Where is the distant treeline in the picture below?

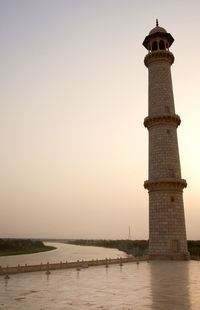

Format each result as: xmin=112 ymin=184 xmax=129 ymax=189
xmin=188 ymin=241 xmax=200 ymax=257
xmin=0 ymin=239 xmax=43 ymax=250
xmin=66 ymin=239 xmax=200 ymax=258
xmin=0 ymin=239 xmax=56 ymax=256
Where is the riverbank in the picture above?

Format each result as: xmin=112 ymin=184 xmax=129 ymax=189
xmin=66 ymin=239 xmax=200 ymax=258
xmin=66 ymin=239 xmax=200 ymax=260
xmin=0 ymin=239 xmax=56 ymax=257
xmin=0 ymin=246 xmax=56 ymax=257
xmin=66 ymin=239 xmax=148 ymax=256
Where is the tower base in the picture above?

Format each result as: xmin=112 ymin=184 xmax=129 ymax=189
xmin=149 ymin=252 xmax=190 ymax=261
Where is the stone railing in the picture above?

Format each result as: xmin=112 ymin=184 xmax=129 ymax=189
xmin=0 ymin=255 xmax=149 ymax=276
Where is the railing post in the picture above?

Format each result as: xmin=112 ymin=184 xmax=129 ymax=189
xmin=46 ymin=262 xmax=51 ymax=275
xmin=76 ymin=260 xmax=80 ymax=271
xmin=5 ymin=266 xmax=10 ymax=279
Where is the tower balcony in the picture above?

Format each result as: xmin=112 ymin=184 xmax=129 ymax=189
xmin=144 ymin=50 xmax=174 ymax=67
xmin=144 ymin=114 xmax=181 ymax=129
xmin=144 ymin=179 xmax=187 ymax=192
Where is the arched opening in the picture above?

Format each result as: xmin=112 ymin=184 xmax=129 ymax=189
xmin=152 ymin=41 xmax=158 ymax=51
xmin=159 ymin=40 xmax=165 ymax=50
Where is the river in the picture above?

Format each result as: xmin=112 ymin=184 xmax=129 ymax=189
xmin=0 ymin=243 xmax=200 ymax=309
xmin=0 ymin=242 xmax=127 ymax=268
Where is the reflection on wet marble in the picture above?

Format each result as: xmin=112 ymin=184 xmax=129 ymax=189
xmin=150 ymin=261 xmax=190 ymax=310
xmin=1 ymin=261 xmax=200 ymax=310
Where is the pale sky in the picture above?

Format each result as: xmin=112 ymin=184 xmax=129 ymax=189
xmin=1 ymin=0 xmax=200 ymax=240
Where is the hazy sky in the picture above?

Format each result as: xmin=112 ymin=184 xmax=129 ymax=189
xmin=1 ymin=0 xmax=200 ymax=240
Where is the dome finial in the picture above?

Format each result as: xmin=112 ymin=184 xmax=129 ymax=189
xmin=156 ymin=19 xmax=159 ymax=27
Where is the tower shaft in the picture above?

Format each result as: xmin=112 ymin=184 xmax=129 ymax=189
xmin=143 ymin=25 xmax=189 ymax=260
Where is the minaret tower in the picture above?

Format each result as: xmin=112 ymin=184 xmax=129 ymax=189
xmin=143 ymin=21 xmax=189 ymax=260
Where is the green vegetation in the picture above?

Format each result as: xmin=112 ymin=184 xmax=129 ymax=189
xmin=66 ymin=239 xmax=200 ymax=259
xmin=66 ymin=239 xmax=148 ymax=257
xmin=188 ymin=240 xmax=200 ymax=258
xmin=0 ymin=239 xmax=56 ymax=256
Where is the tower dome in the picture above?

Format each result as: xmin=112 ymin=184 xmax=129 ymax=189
xmin=143 ymin=22 xmax=174 ymax=51
xmin=149 ymin=26 xmax=167 ymax=35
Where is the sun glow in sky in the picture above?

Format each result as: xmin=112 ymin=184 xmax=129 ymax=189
xmin=1 ymin=0 xmax=200 ymax=239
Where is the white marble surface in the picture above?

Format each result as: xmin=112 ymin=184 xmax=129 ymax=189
xmin=1 ymin=260 xmax=200 ymax=309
